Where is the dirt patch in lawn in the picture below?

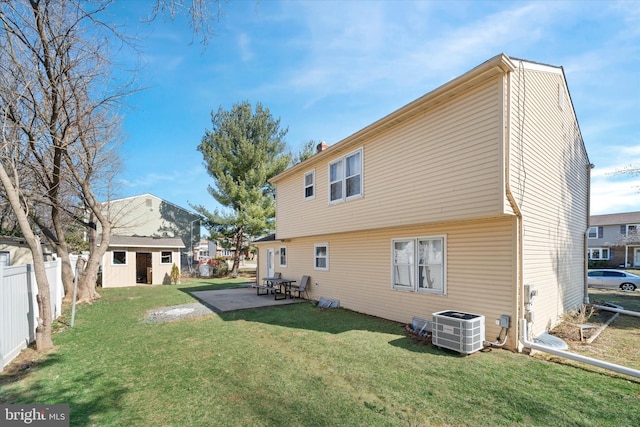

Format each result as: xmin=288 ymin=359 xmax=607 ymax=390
xmin=144 ymin=302 xmax=215 ymax=323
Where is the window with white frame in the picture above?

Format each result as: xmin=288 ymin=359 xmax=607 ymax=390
xmin=329 ymin=149 xmax=362 ymax=203
xmin=392 ymin=236 xmax=445 ymax=294
xmin=113 ymin=251 xmax=127 ymax=265
xmin=0 ymin=251 xmax=10 ymax=267
xmin=314 ymin=243 xmax=328 ymax=270
xmin=304 ymin=171 xmax=315 ymax=199
xmin=588 ymin=227 xmax=600 ymax=239
xmin=161 ymin=251 xmax=172 ymax=264
xmin=588 ymin=248 xmax=610 ymax=260
xmin=279 ymin=246 xmax=287 ymax=267
xmin=627 ymin=224 xmax=640 ymax=236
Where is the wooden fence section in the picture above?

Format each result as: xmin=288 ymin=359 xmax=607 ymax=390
xmin=0 ymin=259 xmax=63 ymax=370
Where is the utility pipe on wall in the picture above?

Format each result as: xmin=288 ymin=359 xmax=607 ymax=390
xmin=520 ymin=319 xmax=640 ymax=379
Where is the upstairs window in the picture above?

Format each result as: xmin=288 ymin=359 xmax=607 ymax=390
xmin=626 ymin=224 xmax=640 ymax=236
xmin=329 ymin=149 xmax=362 ymax=203
xmin=304 ymin=171 xmax=315 ymax=200
xmin=588 ymin=227 xmax=603 ymax=239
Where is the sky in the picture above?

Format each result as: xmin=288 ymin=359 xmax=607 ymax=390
xmin=107 ymin=0 xmax=640 ymax=217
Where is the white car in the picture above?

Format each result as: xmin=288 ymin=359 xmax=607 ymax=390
xmin=587 ymin=269 xmax=640 ymax=291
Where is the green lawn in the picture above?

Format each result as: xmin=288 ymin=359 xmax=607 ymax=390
xmin=1 ymin=280 xmax=639 ymax=426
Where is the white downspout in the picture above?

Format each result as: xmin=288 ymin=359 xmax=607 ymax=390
xmin=520 ymin=319 xmax=640 ymax=378
xmin=584 ymin=163 xmax=594 ymax=305
xmin=504 ymin=65 xmax=524 ymax=351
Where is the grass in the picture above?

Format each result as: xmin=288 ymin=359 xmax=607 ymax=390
xmin=1 ymin=280 xmax=639 ymax=427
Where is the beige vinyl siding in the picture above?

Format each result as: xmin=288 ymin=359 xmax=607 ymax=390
xmin=259 ymin=217 xmax=518 ymax=349
xmin=275 ymin=77 xmax=508 ymax=240
xmin=509 ymin=64 xmax=589 ymax=336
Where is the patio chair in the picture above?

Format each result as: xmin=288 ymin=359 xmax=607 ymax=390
xmin=289 ymin=275 xmax=310 ymax=299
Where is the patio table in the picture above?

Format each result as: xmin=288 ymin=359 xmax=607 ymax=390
xmin=258 ymin=277 xmax=297 ymax=300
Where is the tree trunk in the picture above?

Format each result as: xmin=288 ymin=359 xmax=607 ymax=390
xmin=76 ymin=211 xmax=109 ymax=303
xmin=0 ymin=164 xmax=54 ymax=351
xmin=230 ymin=228 xmax=243 ymax=278
xmin=58 ymin=247 xmax=76 ymax=302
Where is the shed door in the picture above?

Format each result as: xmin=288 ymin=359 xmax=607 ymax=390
xmin=136 ymin=252 xmax=152 ymax=284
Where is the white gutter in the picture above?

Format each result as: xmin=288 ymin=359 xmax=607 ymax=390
xmin=520 ymin=319 xmax=640 ymax=379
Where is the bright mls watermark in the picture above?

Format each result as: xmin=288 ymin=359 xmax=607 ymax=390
xmin=1 ymin=404 xmax=69 ymax=426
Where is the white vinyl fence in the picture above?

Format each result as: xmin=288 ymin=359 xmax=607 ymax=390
xmin=0 ymin=258 xmax=64 ymax=370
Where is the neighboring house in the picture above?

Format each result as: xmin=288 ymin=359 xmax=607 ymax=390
xmin=193 ymin=239 xmax=219 ymax=262
xmin=255 ymin=53 xmax=590 ymax=351
xmin=103 ymin=194 xmax=201 ymax=267
xmin=100 ymin=235 xmax=184 ymax=287
xmin=588 ymin=212 xmax=640 ymax=268
xmin=0 ymin=236 xmax=54 ymax=266
xmin=194 ymin=238 xmax=254 ymax=263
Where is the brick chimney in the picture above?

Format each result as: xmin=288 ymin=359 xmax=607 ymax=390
xmin=316 ymin=141 xmax=329 ymax=153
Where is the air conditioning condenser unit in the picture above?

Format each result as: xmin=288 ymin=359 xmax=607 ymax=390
xmin=432 ymin=310 xmax=485 ymax=355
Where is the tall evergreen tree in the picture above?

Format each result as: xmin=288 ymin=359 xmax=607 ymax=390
xmin=194 ymin=101 xmax=290 ymax=277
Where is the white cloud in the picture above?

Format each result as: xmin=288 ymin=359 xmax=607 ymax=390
xmin=237 ymin=33 xmax=253 ymax=62
xmin=590 ymin=174 xmax=640 ymax=214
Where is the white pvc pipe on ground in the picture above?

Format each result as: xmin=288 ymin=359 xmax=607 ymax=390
xmin=593 ymin=304 xmax=640 ymax=317
xmin=520 ymin=319 xmax=640 ymax=379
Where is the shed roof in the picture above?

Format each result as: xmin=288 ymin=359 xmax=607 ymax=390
xmin=108 ymin=235 xmax=185 ymax=249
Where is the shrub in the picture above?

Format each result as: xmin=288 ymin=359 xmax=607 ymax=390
xmin=207 ymin=258 xmax=229 ymax=277
xmin=170 ymin=263 xmax=180 ymax=284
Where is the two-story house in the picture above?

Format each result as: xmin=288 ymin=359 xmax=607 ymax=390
xmin=99 ymin=194 xmax=201 ymax=287
xmin=255 ymin=54 xmax=590 ymax=351
xmin=588 ymin=212 xmax=640 ymax=268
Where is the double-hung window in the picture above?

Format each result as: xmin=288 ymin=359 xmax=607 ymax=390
xmin=279 ymin=246 xmax=287 ymax=267
xmin=314 ymin=243 xmax=329 ymax=270
xmin=329 ymin=149 xmax=362 ymax=203
xmin=588 ymin=227 xmax=603 ymax=239
xmin=304 ymin=171 xmax=315 ymax=199
xmin=392 ymin=236 xmax=445 ymax=294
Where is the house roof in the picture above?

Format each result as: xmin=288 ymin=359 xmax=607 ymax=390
xmin=253 ymin=233 xmax=278 ymax=243
xmin=270 ymin=53 xmax=519 ymax=183
xmin=108 ymin=235 xmax=185 ymax=249
xmin=590 ymin=212 xmax=640 ymax=226
xmin=103 ymin=193 xmax=201 ymax=218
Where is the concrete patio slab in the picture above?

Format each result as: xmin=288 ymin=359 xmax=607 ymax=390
xmin=190 ymin=286 xmax=305 ymax=313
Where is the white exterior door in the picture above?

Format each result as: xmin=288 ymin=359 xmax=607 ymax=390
xmin=266 ymin=249 xmax=275 ymax=278
xmin=634 ymin=248 xmax=640 ymax=267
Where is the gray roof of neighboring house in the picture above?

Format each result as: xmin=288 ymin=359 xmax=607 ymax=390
xmin=253 ymin=233 xmax=277 ymax=243
xmin=590 ymin=212 xmax=640 ymax=226
xmin=108 ymin=235 xmax=185 ymax=248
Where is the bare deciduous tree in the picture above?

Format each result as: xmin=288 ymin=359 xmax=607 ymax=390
xmin=0 ymin=0 xmax=127 ymax=348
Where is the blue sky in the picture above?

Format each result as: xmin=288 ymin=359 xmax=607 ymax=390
xmin=109 ymin=0 xmax=639 ymax=216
